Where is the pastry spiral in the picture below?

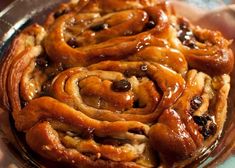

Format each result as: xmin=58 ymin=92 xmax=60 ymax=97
xmin=0 ymin=0 xmax=233 ymax=167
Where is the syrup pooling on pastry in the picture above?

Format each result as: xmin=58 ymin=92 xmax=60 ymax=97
xmin=49 ymin=61 xmax=184 ymax=123
xmin=171 ymin=17 xmax=234 ymax=76
xmin=44 ymin=3 xmax=171 ymax=66
xmin=0 ymin=0 xmax=233 ymax=168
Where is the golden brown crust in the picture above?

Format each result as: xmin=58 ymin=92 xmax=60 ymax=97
xmin=170 ymin=17 xmax=234 ymax=76
xmin=0 ymin=0 xmax=233 ymax=168
xmin=44 ymin=6 xmax=169 ymax=67
xmin=0 ymin=24 xmax=46 ymax=111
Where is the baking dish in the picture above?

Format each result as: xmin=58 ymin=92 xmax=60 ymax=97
xmin=0 ymin=0 xmax=234 ymax=167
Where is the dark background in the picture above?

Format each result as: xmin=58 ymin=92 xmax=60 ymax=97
xmin=0 ymin=0 xmax=14 ymax=11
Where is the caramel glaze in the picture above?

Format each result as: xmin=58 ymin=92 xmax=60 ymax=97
xmin=174 ymin=17 xmax=234 ymax=76
xmin=0 ymin=0 xmax=234 ymax=168
xmin=44 ymin=4 xmax=170 ymax=67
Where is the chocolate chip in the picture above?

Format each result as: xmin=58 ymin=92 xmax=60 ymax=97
xmin=67 ymin=38 xmax=79 ymax=48
xmin=111 ymin=79 xmax=131 ymax=92
xmin=54 ymin=9 xmax=70 ymax=19
xmin=193 ymin=116 xmax=207 ymax=126
xmin=90 ymin=23 xmax=109 ymax=32
xmin=190 ymin=96 xmax=202 ymax=111
xmin=145 ymin=20 xmax=156 ymax=30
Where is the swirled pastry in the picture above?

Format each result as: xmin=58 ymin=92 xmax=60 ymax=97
xmin=0 ymin=0 xmax=233 ymax=167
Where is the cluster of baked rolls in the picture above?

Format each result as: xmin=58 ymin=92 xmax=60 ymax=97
xmin=0 ymin=0 xmax=233 ymax=167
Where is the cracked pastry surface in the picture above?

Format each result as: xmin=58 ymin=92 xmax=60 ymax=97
xmin=0 ymin=0 xmax=233 ymax=167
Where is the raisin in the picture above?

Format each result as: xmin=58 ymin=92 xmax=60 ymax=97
xmin=196 ymin=115 xmax=217 ymax=139
xmin=67 ymin=38 xmax=79 ymax=48
xmin=145 ymin=20 xmax=156 ymax=30
xmin=183 ymin=39 xmax=197 ymax=49
xmin=36 ymin=57 xmax=49 ymax=69
xmin=179 ymin=21 xmax=189 ymax=30
xmin=90 ymin=23 xmax=109 ymax=32
xmin=133 ymin=100 xmax=140 ymax=108
xmin=209 ymin=122 xmax=217 ymax=136
xmin=201 ymin=127 xmax=211 ymax=139
xmin=204 ymin=115 xmax=212 ymax=121
xmin=111 ymin=79 xmax=131 ymax=92
xmin=190 ymin=96 xmax=202 ymax=111
xmin=41 ymin=81 xmax=52 ymax=96
xmin=193 ymin=116 xmax=207 ymax=126
xmin=178 ymin=30 xmax=190 ymax=42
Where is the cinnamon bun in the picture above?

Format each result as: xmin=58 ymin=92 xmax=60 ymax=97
xmin=0 ymin=0 xmax=233 ymax=167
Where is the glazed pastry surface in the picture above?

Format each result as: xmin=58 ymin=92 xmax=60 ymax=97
xmin=0 ymin=0 xmax=233 ymax=167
